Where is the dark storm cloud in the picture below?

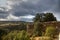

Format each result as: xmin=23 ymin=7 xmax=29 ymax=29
xmin=0 ymin=0 xmax=60 ymax=21
xmin=0 ymin=7 xmax=8 ymax=18
xmin=10 ymin=0 xmax=60 ymax=17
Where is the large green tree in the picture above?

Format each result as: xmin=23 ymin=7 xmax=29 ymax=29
xmin=33 ymin=13 xmax=57 ymax=22
xmin=33 ymin=13 xmax=41 ymax=22
xmin=44 ymin=13 xmax=57 ymax=22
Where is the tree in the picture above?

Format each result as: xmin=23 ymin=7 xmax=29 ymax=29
xmin=33 ymin=13 xmax=41 ymax=22
xmin=33 ymin=22 xmax=43 ymax=36
xmin=45 ymin=26 xmax=56 ymax=37
xmin=44 ymin=13 xmax=57 ymax=22
xmin=33 ymin=13 xmax=57 ymax=22
xmin=3 ymin=30 xmax=30 ymax=40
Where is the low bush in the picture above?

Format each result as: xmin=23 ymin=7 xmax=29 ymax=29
xmin=2 ymin=30 xmax=30 ymax=40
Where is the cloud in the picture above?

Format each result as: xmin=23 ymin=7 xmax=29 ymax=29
xmin=0 ymin=14 xmax=34 ymax=22
xmin=8 ymin=0 xmax=60 ymax=15
xmin=0 ymin=0 xmax=60 ymax=21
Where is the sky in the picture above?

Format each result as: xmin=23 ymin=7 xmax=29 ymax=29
xmin=0 ymin=0 xmax=60 ymax=22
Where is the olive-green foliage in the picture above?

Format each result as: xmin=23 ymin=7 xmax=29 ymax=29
xmin=3 ymin=30 xmax=30 ymax=40
xmin=33 ymin=13 xmax=41 ymax=22
xmin=33 ymin=13 xmax=57 ymax=22
xmin=33 ymin=22 xmax=43 ymax=36
xmin=44 ymin=13 xmax=57 ymax=22
xmin=45 ymin=26 xmax=56 ymax=37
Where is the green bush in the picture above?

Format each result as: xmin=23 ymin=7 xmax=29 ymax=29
xmin=45 ymin=26 xmax=56 ymax=38
xmin=3 ymin=30 xmax=30 ymax=40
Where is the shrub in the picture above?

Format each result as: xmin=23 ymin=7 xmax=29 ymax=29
xmin=3 ymin=30 xmax=30 ymax=40
xmin=45 ymin=26 xmax=56 ymax=38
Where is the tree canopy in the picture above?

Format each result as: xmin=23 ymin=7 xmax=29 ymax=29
xmin=33 ymin=13 xmax=57 ymax=22
xmin=44 ymin=13 xmax=57 ymax=22
xmin=33 ymin=13 xmax=41 ymax=22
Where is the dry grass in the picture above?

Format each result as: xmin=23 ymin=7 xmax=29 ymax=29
xmin=31 ymin=36 xmax=51 ymax=40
